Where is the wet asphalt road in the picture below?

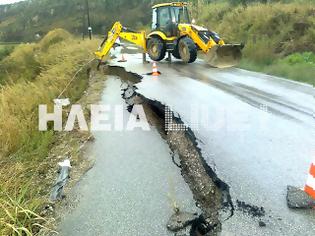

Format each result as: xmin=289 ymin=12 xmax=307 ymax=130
xmin=58 ymin=77 xmax=198 ymax=236
xmin=110 ymin=53 xmax=315 ymax=235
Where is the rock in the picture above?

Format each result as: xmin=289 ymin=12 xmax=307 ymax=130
xmin=120 ymin=82 xmax=129 ymax=90
xmin=286 ymin=185 xmax=315 ymax=209
xmin=167 ymin=211 xmax=197 ymax=232
xmin=259 ymin=221 xmax=266 ymax=227
xmin=124 ymin=87 xmax=135 ymax=99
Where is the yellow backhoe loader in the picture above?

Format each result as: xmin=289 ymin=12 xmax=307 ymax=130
xmin=95 ymin=2 xmax=244 ymax=68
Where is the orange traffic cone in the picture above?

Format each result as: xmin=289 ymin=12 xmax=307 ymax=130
xmin=304 ymin=160 xmax=315 ymax=199
xmin=151 ymin=62 xmax=160 ymax=76
xmin=118 ymin=53 xmax=127 ymax=62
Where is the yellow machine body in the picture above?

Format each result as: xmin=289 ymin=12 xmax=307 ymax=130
xmin=95 ymin=2 xmax=243 ymax=68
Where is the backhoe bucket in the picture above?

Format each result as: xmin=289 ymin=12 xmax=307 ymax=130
xmin=203 ymin=44 xmax=244 ymax=68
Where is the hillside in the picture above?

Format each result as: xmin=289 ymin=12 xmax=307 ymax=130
xmin=0 ymin=0 xmax=152 ymax=42
xmin=196 ymin=1 xmax=315 ymax=84
xmin=0 ymin=0 xmax=314 ymax=84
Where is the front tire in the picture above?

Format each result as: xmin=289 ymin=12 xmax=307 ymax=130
xmin=178 ymin=37 xmax=197 ymax=63
xmin=147 ymin=37 xmax=166 ymax=61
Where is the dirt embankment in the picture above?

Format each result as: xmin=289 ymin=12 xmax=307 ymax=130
xmin=38 ymin=68 xmax=107 ymax=235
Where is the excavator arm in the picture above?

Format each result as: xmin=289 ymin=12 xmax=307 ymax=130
xmin=95 ymin=21 xmax=146 ymax=61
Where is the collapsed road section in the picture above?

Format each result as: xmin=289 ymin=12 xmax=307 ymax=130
xmin=106 ymin=52 xmax=315 ymax=235
xmin=57 ymin=58 xmax=315 ymax=235
xmin=103 ymin=65 xmax=267 ymax=235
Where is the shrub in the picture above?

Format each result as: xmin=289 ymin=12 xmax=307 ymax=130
xmin=0 ymin=29 xmax=74 ymax=85
xmin=0 ymin=44 xmax=15 ymax=61
xmin=266 ymin=61 xmax=315 ymax=85
xmin=0 ymin=43 xmax=40 ymax=84
xmin=38 ymin=28 xmax=72 ymax=51
xmin=240 ymin=52 xmax=315 ymax=85
xmin=242 ymin=36 xmax=277 ymax=65
xmin=281 ymin=52 xmax=315 ymax=65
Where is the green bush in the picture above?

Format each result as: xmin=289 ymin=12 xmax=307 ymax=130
xmin=240 ymin=52 xmax=315 ymax=85
xmin=0 ymin=44 xmax=15 ymax=61
xmin=266 ymin=52 xmax=315 ymax=85
xmin=281 ymin=52 xmax=315 ymax=65
xmin=266 ymin=61 xmax=315 ymax=85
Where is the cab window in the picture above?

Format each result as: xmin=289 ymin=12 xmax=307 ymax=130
xmin=171 ymin=7 xmax=190 ymax=24
xmin=158 ymin=7 xmax=171 ymax=29
xmin=156 ymin=7 xmax=173 ymax=36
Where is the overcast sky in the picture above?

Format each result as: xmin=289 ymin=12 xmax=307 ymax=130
xmin=0 ymin=0 xmax=26 ymax=5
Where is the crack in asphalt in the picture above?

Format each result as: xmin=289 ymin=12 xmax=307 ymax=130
xmin=104 ymin=65 xmax=231 ymax=235
xmin=102 ymin=64 xmax=271 ymax=235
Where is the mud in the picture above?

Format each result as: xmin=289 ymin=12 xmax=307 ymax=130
xmin=235 ymin=200 xmax=265 ymax=218
xmin=167 ymin=211 xmax=198 ymax=232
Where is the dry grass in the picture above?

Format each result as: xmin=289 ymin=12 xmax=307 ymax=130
xmin=0 ymin=162 xmax=48 ymax=236
xmin=0 ymin=28 xmax=98 ymax=234
xmin=0 ymin=43 xmax=40 ymax=84
xmin=0 ymin=29 xmax=97 ymax=158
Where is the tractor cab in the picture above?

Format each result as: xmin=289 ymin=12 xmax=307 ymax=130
xmin=151 ymin=2 xmax=190 ymax=37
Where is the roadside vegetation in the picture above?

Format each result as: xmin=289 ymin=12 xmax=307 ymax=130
xmin=1 ymin=0 xmax=314 ymax=84
xmin=0 ymin=44 xmax=15 ymax=62
xmin=197 ymin=1 xmax=315 ymax=85
xmin=0 ymin=0 xmax=313 ymax=234
xmin=0 ymin=29 xmax=97 ymax=235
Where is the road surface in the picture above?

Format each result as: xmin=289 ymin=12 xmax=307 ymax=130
xmin=58 ymin=77 xmax=198 ymax=235
xmin=109 ymin=52 xmax=315 ymax=235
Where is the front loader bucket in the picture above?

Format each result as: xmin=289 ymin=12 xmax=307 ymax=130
xmin=203 ymin=44 xmax=244 ymax=68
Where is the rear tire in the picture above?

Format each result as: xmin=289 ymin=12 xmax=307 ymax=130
xmin=147 ymin=37 xmax=166 ymax=61
xmin=172 ymin=43 xmax=181 ymax=59
xmin=178 ymin=37 xmax=197 ymax=63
